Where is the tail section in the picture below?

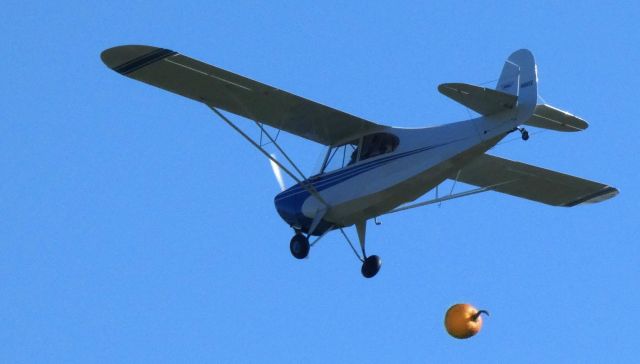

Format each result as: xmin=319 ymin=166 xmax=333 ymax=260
xmin=438 ymin=49 xmax=538 ymax=122
xmin=499 ymin=50 xmax=590 ymax=132
xmin=437 ymin=83 xmax=516 ymax=116
xmin=497 ymin=49 xmax=538 ymax=122
xmin=439 ymin=49 xmax=590 ymax=133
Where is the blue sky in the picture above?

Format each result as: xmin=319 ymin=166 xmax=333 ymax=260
xmin=2 ymin=1 xmax=638 ymax=362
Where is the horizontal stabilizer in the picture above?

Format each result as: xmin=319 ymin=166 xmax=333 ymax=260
xmin=438 ymin=83 xmax=517 ymax=116
xmin=451 ymin=154 xmax=618 ymax=207
xmin=525 ymin=104 xmax=588 ymax=132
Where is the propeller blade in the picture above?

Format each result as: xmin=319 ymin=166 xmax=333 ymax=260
xmin=269 ymin=154 xmax=286 ymax=191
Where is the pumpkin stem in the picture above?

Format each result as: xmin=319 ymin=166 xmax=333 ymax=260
xmin=471 ymin=310 xmax=489 ymax=321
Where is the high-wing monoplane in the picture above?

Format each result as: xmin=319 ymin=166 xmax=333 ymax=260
xmin=101 ymin=46 xmax=618 ymax=278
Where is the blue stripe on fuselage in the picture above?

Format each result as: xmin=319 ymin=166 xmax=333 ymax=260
xmin=275 ymin=141 xmax=454 ymax=201
xmin=273 ymin=139 xmax=462 ymax=234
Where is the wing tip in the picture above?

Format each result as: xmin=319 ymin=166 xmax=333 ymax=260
xmin=563 ymin=186 xmax=619 ymax=207
xmin=100 ymin=45 xmax=177 ymax=75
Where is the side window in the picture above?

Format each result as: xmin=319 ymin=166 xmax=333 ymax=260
xmin=359 ymin=133 xmax=399 ymax=161
xmin=322 ymin=141 xmax=359 ymax=173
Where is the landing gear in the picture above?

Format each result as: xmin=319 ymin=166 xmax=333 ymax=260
xmin=289 ymin=220 xmax=382 ymax=278
xmin=361 ymin=255 xmax=382 ymax=278
xmin=289 ymin=233 xmax=309 ymax=259
xmin=355 ymin=221 xmax=382 ymax=278
xmin=513 ymin=126 xmax=529 ymax=141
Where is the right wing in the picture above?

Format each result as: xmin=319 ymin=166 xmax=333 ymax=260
xmin=101 ymin=45 xmax=382 ymax=146
xmin=452 ymin=154 xmax=618 ymax=206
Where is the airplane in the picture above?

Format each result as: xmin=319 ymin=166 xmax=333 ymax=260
xmin=101 ymin=45 xmax=618 ymax=278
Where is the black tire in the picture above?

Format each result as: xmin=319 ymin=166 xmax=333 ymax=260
xmin=361 ymin=255 xmax=382 ymax=278
xmin=289 ymin=234 xmax=310 ymax=259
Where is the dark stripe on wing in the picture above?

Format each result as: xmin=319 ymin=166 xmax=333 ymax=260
xmin=563 ymin=186 xmax=618 ymax=207
xmin=112 ymin=48 xmax=177 ymax=75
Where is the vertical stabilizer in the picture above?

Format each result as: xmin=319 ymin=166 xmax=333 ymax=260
xmin=497 ymin=49 xmax=538 ymax=122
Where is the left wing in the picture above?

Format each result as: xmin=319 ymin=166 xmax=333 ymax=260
xmin=451 ymin=154 xmax=618 ymax=206
xmin=101 ymin=45 xmax=382 ymax=146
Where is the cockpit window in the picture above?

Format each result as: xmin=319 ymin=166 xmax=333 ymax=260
xmin=359 ymin=133 xmax=399 ymax=161
xmin=319 ymin=133 xmax=399 ymax=174
xmin=321 ymin=140 xmax=358 ymax=173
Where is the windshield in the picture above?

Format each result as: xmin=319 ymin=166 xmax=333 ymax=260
xmin=321 ymin=140 xmax=358 ymax=173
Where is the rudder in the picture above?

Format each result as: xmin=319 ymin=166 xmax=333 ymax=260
xmin=497 ymin=49 xmax=538 ymax=122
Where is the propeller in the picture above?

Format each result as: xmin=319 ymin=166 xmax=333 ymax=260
xmin=269 ymin=153 xmax=286 ymax=192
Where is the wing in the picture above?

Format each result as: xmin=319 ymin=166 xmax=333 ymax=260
xmin=101 ymin=45 xmax=382 ymax=146
xmin=451 ymin=154 xmax=618 ymax=206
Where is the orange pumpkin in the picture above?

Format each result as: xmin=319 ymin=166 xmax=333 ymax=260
xmin=444 ymin=303 xmax=489 ymax=339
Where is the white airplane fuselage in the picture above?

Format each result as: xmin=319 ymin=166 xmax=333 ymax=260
xmin=274 ymin=111 xmax=520 ymax=235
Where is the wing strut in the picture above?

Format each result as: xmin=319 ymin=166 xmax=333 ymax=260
xmin=382 ymin=180 xmax=515 ymax=216
xmin=208 ymin=106 xmax=330 ymax=208
xmin=254 ymin=121 xmax=307 ymax=181
xmin=339 ymin=228 xmax=365 ymax=262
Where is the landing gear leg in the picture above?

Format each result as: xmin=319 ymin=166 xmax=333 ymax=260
xmin=356 ymin=221 xmax=381 ymax=278
xmin=289 ymin=232 xmax=310 ymax=259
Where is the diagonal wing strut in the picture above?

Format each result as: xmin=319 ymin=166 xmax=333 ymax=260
xmin=209 ymin=106 xmax=330 ymax=208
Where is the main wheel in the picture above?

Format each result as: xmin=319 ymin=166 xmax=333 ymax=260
xmin=521 ymin=130 xmax=530 ymax=141
xmin=289 ymin=234 xmax=310 ymax=259
xmin=361 ymin=255 xmax=382 ymax=278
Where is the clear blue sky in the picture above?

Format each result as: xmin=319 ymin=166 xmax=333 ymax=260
xmin=2 ymin=1 xmax=638 ymax=362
